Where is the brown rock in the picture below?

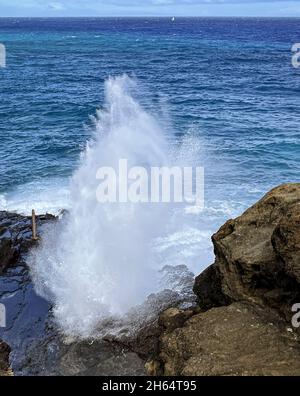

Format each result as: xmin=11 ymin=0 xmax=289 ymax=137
xmin=159 ymin=302 xmax=300 ymax=376
xmin=193 ymin=264 xmax=231 ymax=310
xmin=272 ymin=202 xmax=300 ymax=283
xmin=159 ymin=308 xmax=194 ymax=332
xmin=193 ymin=183 xmax=300 ymax=313
xmin=145 ymin=360 xmax=161 ymax=376
xmin=158 ymin=184 xmax=300 ymax=376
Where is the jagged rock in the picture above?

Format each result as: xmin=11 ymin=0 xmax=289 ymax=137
xmin=272 ymin=202 xmax=300 ymax=283
xmin=159 ymin=302 xmax=300 ymax=376
xmin=193 ymin=265 xmax=231 ymax=310
xmin=159 ymin=308 xmax=194 ymax=332
xmin=194 ymin=183 xmax=300 ymax=317
xmin=158 ymin=184 xmax=300 ymax=376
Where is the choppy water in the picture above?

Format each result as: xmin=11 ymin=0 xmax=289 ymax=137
xmin=0 ymin=17 xmax=300 ymax=276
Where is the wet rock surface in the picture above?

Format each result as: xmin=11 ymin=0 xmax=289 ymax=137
xmin=156 ymin=184 xmax=300 ymax=376
xmin=14 ymin=285 xmax=193 ymax=376
xmin=17 ymin=335 xmax=147 ymax=376
xmin=0 ymin=211 xmax=56 ymax=375
xmin=0 ymin=211 xmax=56 ymax=274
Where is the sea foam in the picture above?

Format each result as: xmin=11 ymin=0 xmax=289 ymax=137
xmin=28 ymin=75 xmax=223 ymax=337
xmin=28 ymin=75 xmax=175 ymax=336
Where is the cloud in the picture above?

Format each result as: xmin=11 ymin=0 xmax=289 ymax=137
xmin=48 ymin=2 xmax=65 ymax=11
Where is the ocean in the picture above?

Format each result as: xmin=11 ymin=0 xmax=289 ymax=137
xmin=0 ymin=17 xmax=300 ymax=279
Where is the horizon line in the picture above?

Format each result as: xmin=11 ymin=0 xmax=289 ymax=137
xmin=0 ymin=15 xmax=300 ymax=19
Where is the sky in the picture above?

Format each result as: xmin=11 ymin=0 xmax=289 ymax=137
xmin=0 ymin=0 xmax=300 ymax=17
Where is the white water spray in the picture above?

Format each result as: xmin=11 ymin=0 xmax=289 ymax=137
xmin=29 ymin=75 xmax=174 ymax=336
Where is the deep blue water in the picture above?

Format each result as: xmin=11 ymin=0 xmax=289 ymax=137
xmin=0 ymin=18 xmax=299 ymax=257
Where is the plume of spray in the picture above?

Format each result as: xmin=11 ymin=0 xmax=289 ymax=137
xmin=29 ymin=75 xmax=173 ymax=337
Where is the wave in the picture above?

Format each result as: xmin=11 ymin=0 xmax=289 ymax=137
xmin=0 ymin=178 xmax=71 ymax=216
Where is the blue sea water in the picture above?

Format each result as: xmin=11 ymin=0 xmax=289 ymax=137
xmin=0 ymin=17 xmax=299 ymax=270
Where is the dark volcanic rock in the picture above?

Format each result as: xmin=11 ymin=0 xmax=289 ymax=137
xmin=0 ymin=211 xmax=57 ymax=375
xmin=0 ymin=238 xmax=14 ymax=274
xmin=0 ymin=211 xmax=56 ymax=273
xmin=0 ymin=340 xmax=11 ymax=376
xmin=18 ymin=335 xmax=147 ymax=376
xmin=156 ymin=184 xmax=300 ymax=376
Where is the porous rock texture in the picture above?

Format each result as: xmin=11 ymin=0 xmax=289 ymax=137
xmin=155 ymin=184 xmax=300 ymax=376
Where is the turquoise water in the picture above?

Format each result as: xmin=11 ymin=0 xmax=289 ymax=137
xmin=0 ymin=18 xmax=299 ymax=270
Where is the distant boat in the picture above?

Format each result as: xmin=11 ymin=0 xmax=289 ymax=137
xmin=171 ymin=17 xmax=175 ymax=22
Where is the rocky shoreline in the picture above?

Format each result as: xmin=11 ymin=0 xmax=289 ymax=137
xmin=0 ymin=211 xmax=57 ymax=375
xmin=0 ymin=183 xmax=299 ymax=376
xmin=150 ymin=183 xmax=300 ymax=375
